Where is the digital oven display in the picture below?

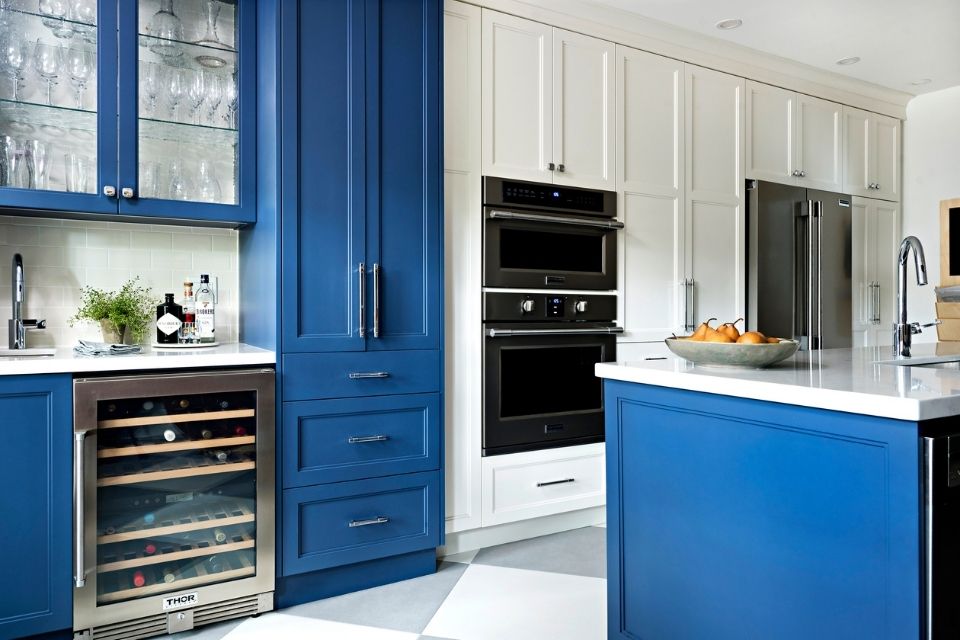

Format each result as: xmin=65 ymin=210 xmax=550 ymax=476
xmin=547 ymin=296 xmax=565 ymax=317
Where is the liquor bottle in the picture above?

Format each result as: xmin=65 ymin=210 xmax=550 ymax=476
xmin=195 ymin=274 xmax=216 ymax=344
xmin=179 ymin=281 xmax=197 ymax=344
xmin=132 ymin=570 xmax=146 ymax=588
xmin=156 ymin=293 xmax=183 ymax=344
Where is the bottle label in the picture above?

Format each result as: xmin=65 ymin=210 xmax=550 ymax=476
xmin=197 ymin=303 xmax=215 ymax=339
xmin=157 ymin=313 xmax=183 ymax=336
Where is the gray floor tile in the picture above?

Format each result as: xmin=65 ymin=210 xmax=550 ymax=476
xmin=283 ymin=561 xmax=468 ymax=634
xmin=418 ymin=636 xmax=456 ymax=640
xmin=472 ymin=526 xmax=607 ymax=579
xmin=169 ymin=617 xmax=244 ymax=640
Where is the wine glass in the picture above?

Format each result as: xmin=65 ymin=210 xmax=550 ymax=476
xmin=32 ymin=40 xmax=63 ymax=106
xmin=195 ymin=159 xmax=221 ymax=202
xmin=203 ymin=71 xmax=222 ymax=125
xmin=3 ymin=38 xmax=28 ymax=101
xmin=70 ymin=0 xmax=97 ymax=44
xmin=168 ymin=159 xmax=192 ymax=200
xmin=185 ymin=68 xmax=204 ymax=124
xmin=166 ymin=66 xmax=185 ymax=119
xmin=139 ymin=61 xmax=162 ymax=117
xmin=38 ymin=0 xmax=73 ymax=39
xmin=193 ymin=0 xmax=232 ymax=68
xmin=64 ymin=46 xmax=93 ymax=109
xmin=223 ymin=71 xmax=237 ymax=128
xmin=145 ymin=0 xmax=184 ymax=58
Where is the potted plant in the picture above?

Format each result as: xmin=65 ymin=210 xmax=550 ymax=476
xmin=70 ymin=277 xmax=155 ymax=344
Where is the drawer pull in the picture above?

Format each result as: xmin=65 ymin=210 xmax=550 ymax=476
xmin=348 ymin=371 xmax=391 ymax=379
xmin=347 ymin=435 xmax=389 ymax=444
xmin=349 ymin=516 xmax=390 ymax=528
xmin=537 ymin=478 xmax=576 ymax=488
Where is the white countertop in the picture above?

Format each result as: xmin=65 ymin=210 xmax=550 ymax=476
xmin=596 ymin=343 xmax=960 ymax=421
xmin=0 ymin=343 xmax=275 ymax=376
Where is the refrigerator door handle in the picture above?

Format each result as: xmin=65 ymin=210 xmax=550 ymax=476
xmin=807 ymin=199 xmax=815 ymax=349
xmin=74 ymin=430 xmax=88 ymax=588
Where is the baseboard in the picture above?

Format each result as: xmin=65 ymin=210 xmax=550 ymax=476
xmin=438 ymin=506 xmax=606 ymax=556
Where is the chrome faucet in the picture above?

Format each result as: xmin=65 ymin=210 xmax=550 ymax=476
xmin=893 ymin=236 xmax=933 ymax=357
xmin=9 ymin=253 xmax=46 ymax=349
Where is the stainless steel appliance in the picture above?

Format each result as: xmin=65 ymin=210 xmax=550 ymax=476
xmin=922 ymin=432 xmax=960 ymax=638
xmin=483 ymin=176 xmax=621 ymax=290
xmin=483 ymin=291 xmax=621 ymax=455
xmin=747 ymin=180 xmax=853 ymax=350
xmin=72 ymin=369 xmax=275 ymax=640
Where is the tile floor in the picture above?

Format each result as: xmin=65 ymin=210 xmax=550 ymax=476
xmin=173 ymin=525 xmax=607 ymax=640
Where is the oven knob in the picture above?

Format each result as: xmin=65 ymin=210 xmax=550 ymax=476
xmin=575 ymin=300 xmax=589 ymax=314
xmin=521 ymin=299 xmax=536 ymax=314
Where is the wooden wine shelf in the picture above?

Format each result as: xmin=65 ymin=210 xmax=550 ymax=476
xmin=98 ymin=409 xmax=255 ymax=429
xmin=98 ymin=436 xmax=256 ymax=459
xmin=98 ymin=460 xmax=255 ymax=487
xmin=98 ymin=538 xmax=256 ymax=573
xmin=97 ymin=565 xmax=256 ymax=604
xmin=99 ymin=505 xmax=255 ymax=544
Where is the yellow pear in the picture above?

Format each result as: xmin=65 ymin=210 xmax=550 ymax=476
xmin=718 ymin=318 xmax=743 ymax=341
xmin=736 ymin=331 xmax=767 ymax=344
xmin=689 ymin=318 xmax=717 ymax=342
xmin=703 ymin=328 xmax=735 ymax=343
xmin=766 ymin=336 xmax=781 ymax=343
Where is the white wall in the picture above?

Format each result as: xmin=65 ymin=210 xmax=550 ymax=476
xmin=0 ymin=215 xmax=238 ymax=347
xmin=902 ymin=85 xmax=960 ymax=343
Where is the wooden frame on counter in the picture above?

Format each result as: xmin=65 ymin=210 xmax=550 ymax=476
xmin=939 ymin=197 xmax=960 ymax=287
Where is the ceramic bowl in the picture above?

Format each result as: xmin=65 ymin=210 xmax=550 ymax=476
xmin=663 ymin=337 xmax=800 ymax=368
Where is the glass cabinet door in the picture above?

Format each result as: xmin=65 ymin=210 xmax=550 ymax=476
xmin=118 ymin=0 xmax=254 ymax=223
xmin=0 ymin=0 xmax=118 ymax=213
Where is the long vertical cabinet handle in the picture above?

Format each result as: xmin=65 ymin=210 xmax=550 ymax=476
xmin=874 ymin=282 xmax=882 ymax=325
xmin=358 ymin=263 xmax=366 ymax=338
xmin=687 ymin=279 xmax=695 ymax=332
xmin=807 ymin=200 xmax=815 ymax=350
xmin=74 ymin=431 xmax=88 ymax=588
xmin=816 ymin=201 xmax=823 ymax=348
xmin=373 ymin=263 xmax=381 ymax=338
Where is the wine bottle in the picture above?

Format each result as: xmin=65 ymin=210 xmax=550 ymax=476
xmin=162 ymin=568 xmax=176 ymax=584
xmin=156 ymin=293 xmax=183 ymax=345
xmin=206 ymin=555 xmax=223 ymax=573
xmin=213 ymin=528 xmax=227 ymax=543
xmin=208 ymin=450 xmax=228 ymax=463
xmin=144 ymin=543 xmax=157 ymax=556
xmin=201 ymin=428 xmax=214 ymax=439
xmin=132 ymin=424 xmax=186 ymax=444
xmin=234 ymin=425 xmax=247 ymax=437
xmin=132 ymin=570 xmax=146 ymax=588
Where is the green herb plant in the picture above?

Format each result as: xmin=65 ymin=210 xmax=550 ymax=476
xmin=70 ymin=277 xmax=155 ymax=343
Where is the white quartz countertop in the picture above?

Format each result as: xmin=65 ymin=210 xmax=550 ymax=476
xmin=596 ymin=343 xmax=960 ymax=421
xmin=0 ymin=343 xmax=275 ymax=376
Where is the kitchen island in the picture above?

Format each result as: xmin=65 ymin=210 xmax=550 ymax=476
xmin=597 ymin=345 xmax=960 ymax=640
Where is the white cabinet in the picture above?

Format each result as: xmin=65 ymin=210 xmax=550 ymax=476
xmin=745 ymin=81 xmax=842 ymax=191
xmin=843 ymin=106 xmax=900 ymax=201
xmin=482 ymin=10 xmax=615 ymax=189
xmin=685 ymin=64 xmax=745 ymax=326
xmin=852 ymin=197 xmax=899 ymax=347
xmin=616 ymin=45 xmax=685 ymax=341
xmin=444 ymin=0 xmax=483 ymax=534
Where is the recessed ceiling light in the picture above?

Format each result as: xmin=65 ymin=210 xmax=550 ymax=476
xmin=715 ymin=18 xmax=742 ymax=30
xmin=836 ymin=56 xmax=861 ymax=66
xmin=911 ymin=78 xmax=933 ymax=86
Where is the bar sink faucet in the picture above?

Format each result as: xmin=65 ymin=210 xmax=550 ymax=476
xmin=9 ymin=253 xmax=46 ymax=349
xmin=894 ymin=236 xmax=938 ymax=357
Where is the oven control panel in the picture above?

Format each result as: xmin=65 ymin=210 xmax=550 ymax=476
xmin=484 ymin=292 xmax=616 ymax=322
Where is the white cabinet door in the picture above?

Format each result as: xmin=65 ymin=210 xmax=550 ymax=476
xmin=873 ymin=115 xmax=901 ymax=202
xmin=796 ymin=94 xmax=842 ymax=192
xmin=851 ymin=198 xmax=872 ymax=347
xmin=481 ymin=10 xmax=553 ymax=183
xmin=851 ymin=196 xmax=899 ymax=347
xmin=685 ymin=64 xmax=745 ymax=324
xmin=745 ymin=81 xmax=794 ymax=184
xmin=444 ymin=0 xmax=482 ymax=534
xmin=843 ymin=106 xmax=872 ymax=198
xmin=617 ymin=46 xmax=685 ymax=341
xmin=870 ymin=200 xmax=899 ymax=345
xmin=552 ymin=29 xmax=615 ymax=190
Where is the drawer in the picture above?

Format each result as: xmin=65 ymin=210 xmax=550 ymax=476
xmin=282 ymin=351 xmax=440 ymax=401
xmin=481 ymin=443 xmax=606 ymax=527
xmin=281 ymin=471 xmax=440 ymax=576
xmin=282 ymin=394 xmax=440 ymax=487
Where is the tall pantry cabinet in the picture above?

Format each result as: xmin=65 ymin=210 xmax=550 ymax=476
xmin=245 ymin=0 xmax=443 ymax=606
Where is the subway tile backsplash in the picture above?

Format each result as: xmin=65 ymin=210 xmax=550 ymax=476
xmin=0 ymin=215 xmax=238 ymax=347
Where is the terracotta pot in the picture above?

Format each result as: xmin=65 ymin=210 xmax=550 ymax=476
xmin=99 ymin=320 xmax=128 ymax=345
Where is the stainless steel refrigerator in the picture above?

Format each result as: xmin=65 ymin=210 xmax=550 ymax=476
xmin=747 ymin=180 xmax=853 ymax=350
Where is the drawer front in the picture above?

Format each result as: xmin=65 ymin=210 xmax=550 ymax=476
xmin=282 ymin=394 xmax=440 ymax=487
xmin=282 ymin=471 xmax=440 ymax=576
xmin=282 ymin=351 xmax=440 ymax=401
xmin=482 ymin=443 xmax=606 ymax=527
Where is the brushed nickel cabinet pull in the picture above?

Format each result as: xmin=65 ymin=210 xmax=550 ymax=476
xmin=349 ymin=516 xmax=389 ymax=528
xmin=347 ymin=435 xmax=389 ymax=444
xmin=537 ymin=478 xmax=575 ymax=488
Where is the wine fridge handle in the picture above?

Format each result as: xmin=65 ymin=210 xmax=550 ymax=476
xmin=74 ymin=430 xmax=87 ymax=588
xmin=373 ymin=263 xmax=382 ymax=339
xmin=358 ymin=262 xmax=366 ymax=338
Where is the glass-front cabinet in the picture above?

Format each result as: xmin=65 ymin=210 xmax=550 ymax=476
xmin=0 ymin=0 xmax=254 ymax=224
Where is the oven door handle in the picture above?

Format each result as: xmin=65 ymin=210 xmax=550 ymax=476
xmin=486 ymin=327 xmax=625 ymax=337
xmin=488 ymin=210 xmax=625 ymax=230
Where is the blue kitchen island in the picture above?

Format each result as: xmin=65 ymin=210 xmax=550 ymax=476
xmin=597 ymin=345 xmax=960 ymax=640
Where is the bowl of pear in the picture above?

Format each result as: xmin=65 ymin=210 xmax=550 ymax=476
xmin=664 ymin=318 xmax=799 ymax=368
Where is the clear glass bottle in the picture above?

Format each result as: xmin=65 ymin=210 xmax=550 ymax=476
xmin=179 ymin=280 xmax=196 ymax=344
xmin=196 ymin=274 xmax=216 ymax=343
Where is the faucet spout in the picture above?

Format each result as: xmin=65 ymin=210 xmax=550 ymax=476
xmin=8 ymin=254 xmax=45 ymax=350
xmin=895 ymin=236 xmax=929 ymax=357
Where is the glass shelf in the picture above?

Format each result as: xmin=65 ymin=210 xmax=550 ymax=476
xmin=0 ymin=97 xmax=96 ymax=134
xmin=1 ymin=5 xmax=98 ymax=31
xmin=137 ymin=32 xmax=236 ymax=72
xmin=138 ymin=31 xmax=235 ymax=56
xmin=140 ymin=117 xmax=237 ymax=148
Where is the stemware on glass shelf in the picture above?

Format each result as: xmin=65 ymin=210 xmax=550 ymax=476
xmin=145 ymin=0 xmax=184 ymax=58
xmin=193 ymin=0 xmax=232 ymax=68
xmin=0 ymin=134 xmax=19 ymax=187
xmin=38 ymin=0 xmax=73 ymax=39
xmin=168 ymin=158 xmax=191 ymax=200
xmin=185 ymin=67 xmax=204 ymax=124
xmin=195 ymin=158 xmax=220 ymax=202
xmin=64 ymin=46 xmax=94 ymax=109
xmin=32 ymin=39 xmax=63 ymax=106
xmin=23 ymin=139 xmax=48 ymax=189
xmin=71 ymin=0 xmax=98 ymax=44
xmin=139 ymin=159 xmax=161 ymax=198
xmin=224 ymin=71 xmax=237 ymax=129
xmin=203 ymin=70 xmax=222 ymax=125
xmin=139 ymin=60 xmax=162 ymax=117
xmin=3 ymin=37 xmax=28 ymax=101
xmin=64 ymin=151 xmax=89 ymax=192
xmin=165 ymin=65 xmax=184 ymax=119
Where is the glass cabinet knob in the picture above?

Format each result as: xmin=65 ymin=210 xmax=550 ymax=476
xmin=121 ymin=187 xmax=135 ymax=199
xmin=103 ymin=185 xmax=117 ymax=197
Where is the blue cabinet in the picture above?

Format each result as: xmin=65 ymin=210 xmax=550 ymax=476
xmin=0 ymin=0 xmax=257 ymax=225
xmin=280 ymin=0 xmax=441 ymax=354
xmin=0 ymin=374 xmax=72 ymax=639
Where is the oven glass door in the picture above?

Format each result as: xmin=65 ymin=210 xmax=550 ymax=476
xmin=484 ymin=328 xmax=614 ymax=455
xmin=484 ymin=210 xmax=617 ymax=290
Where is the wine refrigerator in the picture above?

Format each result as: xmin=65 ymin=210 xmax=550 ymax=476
xmin=72 ymin=369 xmax=275 ymax=640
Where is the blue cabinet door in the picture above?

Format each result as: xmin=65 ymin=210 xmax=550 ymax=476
xmin=280 ymin=0 xmax=367 ymax=353
xmin=0 ymin=374 xmax=72 ymax=639
xmin=365 ymin=0 xmax=442 ymax=352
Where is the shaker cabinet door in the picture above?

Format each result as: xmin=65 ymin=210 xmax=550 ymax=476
xmin=872 ymin=115 xmax=900 ymax=202
xmin=745 ymin=81 xmax=794 ymax=184
xmin=795 ymin=94 xmax=842 ymax=192
xmin=842 ymin=106 xmax=873 ymax=198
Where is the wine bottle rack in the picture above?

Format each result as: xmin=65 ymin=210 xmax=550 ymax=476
xmin=98 ymin=500 xmax=255 ymax=544
xmin=98 ymin=435 xmax=256 ymax=459
xmin=97 ymin=408 xmax=255 ymax=429
xmin=98 ymin=531 xmax=256 ymax=573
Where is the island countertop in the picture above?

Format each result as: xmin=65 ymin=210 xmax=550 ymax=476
xmin=596 ymin=343 xmax=960 ymax=422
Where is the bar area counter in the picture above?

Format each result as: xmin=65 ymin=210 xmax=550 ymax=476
xmin=596 ymin=344 xmax=960 ymax=640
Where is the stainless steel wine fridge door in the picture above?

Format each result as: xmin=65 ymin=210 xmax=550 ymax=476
xmin=72 ymin=369 xmax=275 ymax=636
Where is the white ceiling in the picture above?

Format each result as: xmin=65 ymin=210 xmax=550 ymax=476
xmin=587 ymin=0 xmax=960 ymax=95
